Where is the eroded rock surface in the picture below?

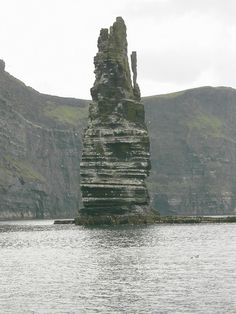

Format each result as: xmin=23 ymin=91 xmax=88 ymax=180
xmin=79 ymin=17 xmax=152 ymax=221
xmin=0 ymin=62 xmax=87 ymax=219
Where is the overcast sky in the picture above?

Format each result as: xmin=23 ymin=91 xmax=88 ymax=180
xmin=1 ymin=0 xmax=236 ymax=99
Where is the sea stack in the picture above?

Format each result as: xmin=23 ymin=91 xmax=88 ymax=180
xmin=76 ymin=17 xmax=156 ymax=225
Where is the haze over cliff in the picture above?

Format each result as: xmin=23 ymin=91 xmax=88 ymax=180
xmin=1 ymin=59 xmax=236 ymax=218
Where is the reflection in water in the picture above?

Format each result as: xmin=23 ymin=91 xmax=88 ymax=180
xmin=84 ymin=226 xmax=155 ymax=312
xmin=0 ymin=220 xmax=236 ymax=313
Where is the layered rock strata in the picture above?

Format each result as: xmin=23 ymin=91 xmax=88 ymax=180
xmin=77 ymin=17 xmax=154 ymax=223
xmin=0 ymin=62 xmax=86 ymax=219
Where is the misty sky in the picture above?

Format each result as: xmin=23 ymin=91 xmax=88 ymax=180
xmin=1 ymin=0 xmax=236 ymax=99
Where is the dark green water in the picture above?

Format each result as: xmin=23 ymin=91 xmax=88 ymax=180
xmin=0 ymin=220 xmax=236 ymax=313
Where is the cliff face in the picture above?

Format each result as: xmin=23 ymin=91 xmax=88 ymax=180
xmin=144 ymin=87 xmax=236 ymax=215
xmin=79 ymin=17 xmax=151 ymax=218
xmin=2 ymin=57 xmax=236 ymax=217
xmin=0 ymin=61 xmax=88 ymax=219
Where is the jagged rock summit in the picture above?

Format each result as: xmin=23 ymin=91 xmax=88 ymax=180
xmin=76 ymin=17 xmax=157 ymax=225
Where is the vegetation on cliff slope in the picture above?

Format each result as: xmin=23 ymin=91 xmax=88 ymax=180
xmin=2 ymin=60 xmax=236 ymax=217
xmin=0 ymin=65 xmax=86 ymax=219
xmin=144 ymin=86 xmax=236 ymax=215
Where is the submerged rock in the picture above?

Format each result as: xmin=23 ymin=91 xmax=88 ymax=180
xmin=77 ymin=17 xmax=156 ymax=224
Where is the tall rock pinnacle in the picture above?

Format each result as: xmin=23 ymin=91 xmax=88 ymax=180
xmin=76 ymin=17 xmax=156 ymax=225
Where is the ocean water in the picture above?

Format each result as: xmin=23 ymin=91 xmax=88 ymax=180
xmin=0 ymin=220 xmax=236 ymax=313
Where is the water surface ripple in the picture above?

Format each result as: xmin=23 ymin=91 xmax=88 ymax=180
xmin=0 ymin=220 xmax=236 ymax=313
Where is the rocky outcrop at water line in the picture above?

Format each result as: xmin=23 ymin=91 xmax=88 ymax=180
xmin=77 ymin=17 xmax=157 ymax=223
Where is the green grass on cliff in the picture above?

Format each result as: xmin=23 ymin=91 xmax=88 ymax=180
xmin=43 ymin=104 xmax=88 ymax=126
xmin=143 ymin=86 xmax=236 ymax=214
xmin=187 ymin=112 xmax=223 ymax=137
xmin=0 ymin=166 xmax=12 ymax=184
xmin=2 ymin=157 xmax=45 ymax=182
